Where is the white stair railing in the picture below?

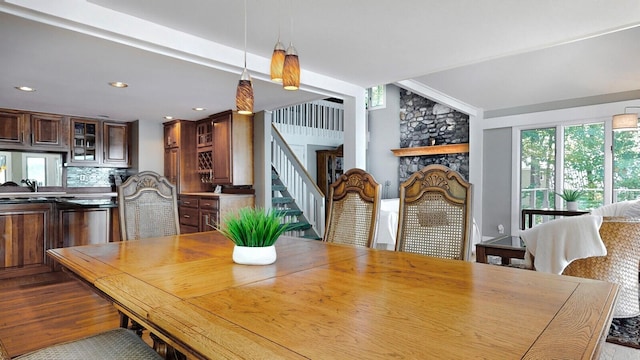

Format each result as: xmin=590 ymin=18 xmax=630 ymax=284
xmin=271 ymin=124 xmax=325 ymax=238
xmin=272 ymin=100 xmax=344 ymax=141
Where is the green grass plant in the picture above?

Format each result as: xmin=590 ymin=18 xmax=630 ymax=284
xmin=216 ymin=207 xmax=303 ymax=247
xmin=556 ymin=189 xmax=584 ymax=202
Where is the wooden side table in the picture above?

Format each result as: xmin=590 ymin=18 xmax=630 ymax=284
xmin=521 ymin=209 xmax=589 ymax=230
xmin=475 ymin=235 xmax=526 ymax=265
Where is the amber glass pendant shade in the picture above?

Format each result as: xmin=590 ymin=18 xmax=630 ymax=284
xmin=236 ymin=68 xmax=253 ymax=115
xmin=270 ymin=41 xmax=286 ymax=83
xmin=283 ymin=43 xmax=300 ymax=91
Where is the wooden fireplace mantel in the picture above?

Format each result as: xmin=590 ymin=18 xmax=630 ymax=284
xmin=390 ymin=143 xmax=469 ymax=157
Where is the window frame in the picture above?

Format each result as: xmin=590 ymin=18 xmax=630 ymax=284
xmin=511 ymin=118 xmax=614 ymax=231
xmin=367 ymin=85 xmax=386 ymax=110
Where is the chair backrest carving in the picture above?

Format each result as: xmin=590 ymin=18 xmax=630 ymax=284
xmin=118 ymin=171 xmax=180 ymax=241
xmin=323 ymin=168 xmax=381 ymax=248
xmin=396 ymin=164 xmax=472 ymax=260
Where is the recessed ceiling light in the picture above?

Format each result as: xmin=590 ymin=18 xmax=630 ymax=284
xmin=109 ymin=81 xmax=128 ymax=88
xmin=192 ymin=107 xmax=206 ymax=111
xmin=164 ymin=116 xmax=174 ymax=120
xmin=15 ymin=86 xmax=36 ymax=92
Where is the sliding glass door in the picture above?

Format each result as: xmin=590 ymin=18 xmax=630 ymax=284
xmin=613 ymin=129 xmax=640 ymax=201
xmin=520 ymin=120 xmax=640 ymax=219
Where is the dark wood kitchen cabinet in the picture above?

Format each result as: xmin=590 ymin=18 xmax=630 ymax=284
xmin=196 ymin=110 xmax=253 ymax=186
xmin=0 ymin=203 xmax=53 ymax=279
xmin=102 ymin=121 xmax=130 ymax=167
xmin=69 ymin=118 xmax=100 ymax=165
xmin=178 ymin=194 xmax=254 ymax=234
xmin=163 ymin=120 xmax=207 ymax=194
xmin=0 ymin=109 xmax=68 ymax=151
xmin=68 ymin=118 xmax=131 ymax=167
xmin=58 ymin=207 xmax=119 ymax=247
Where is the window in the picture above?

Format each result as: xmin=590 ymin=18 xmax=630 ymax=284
xmin=613 ymin=129 xmax=640 ymax=201
xmin=520 ymin=121 xmax=640 ymax=221
xmin=520 ymin=128 xmax=556 ymax=210
xmin=563 ymin=123 xmax=605 ymax=209
xmin=26 ymin=156 xmax=46 ymax=186
xmin=367 ymin=85 xmax=385 ymax=110
xmin=520 ymin=123 xmax=605 ymax=213
xmin=0 ymin=154 xmax=6 ymax=184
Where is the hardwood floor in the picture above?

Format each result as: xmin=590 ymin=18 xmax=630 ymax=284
xmin=0 ymin=271 xmax=120 ymax=357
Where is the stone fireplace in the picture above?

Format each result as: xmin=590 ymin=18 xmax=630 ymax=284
xmin=398 ymin=90 xmax=470 ymax=182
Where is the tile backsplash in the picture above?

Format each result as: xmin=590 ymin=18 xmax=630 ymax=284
xmin=66 ymin=167 xmax=129 ymax=187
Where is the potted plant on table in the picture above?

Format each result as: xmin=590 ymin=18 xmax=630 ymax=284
xmin=215 ymin=207 xmax=303 ymax=265
xmin=556 ymin=189 xmax=584 ymax=211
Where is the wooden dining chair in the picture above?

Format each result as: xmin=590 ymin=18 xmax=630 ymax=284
xmin=396 ymin=164 xmax=472 ymax=260
xmin=0 ymin=328 xmax=162 ymax=360
xmin=117 ymin=171 xmax=181 ymax=357
xmin=323 ymin=168 xmax=381 ymax=248
xmin=118 ymin=171 xmax=180 ymax=241
xmin=562 ymin=216 xmax=640 ymax=318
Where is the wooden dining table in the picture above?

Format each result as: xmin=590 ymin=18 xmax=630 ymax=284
xmin=47 ymin=231 xmax=618 ymax=359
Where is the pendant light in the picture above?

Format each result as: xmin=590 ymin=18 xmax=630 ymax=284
xmin=270 ymin=40 xmax=286 ymax=83
xmin=283 ymin=42 xmax=299 ymax=90
xmin=612 ymin=106 xmax=639 ymax=131
xmin=270 ymin=1 xmax=285 ymax=84
xmin=282 ymin=3 xmax=300 ymax=91
xmin=236 ymin=0 xmax=253 ymax=115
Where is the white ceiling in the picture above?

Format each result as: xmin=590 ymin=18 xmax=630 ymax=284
xmin=1 ymin=0 xmax=640 ymax=123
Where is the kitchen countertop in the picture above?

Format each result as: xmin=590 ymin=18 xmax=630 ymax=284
xmin=0 ymin=192 xmax=118 ymax=208
xmin=181 ymin=192 xmax=254 ymax=197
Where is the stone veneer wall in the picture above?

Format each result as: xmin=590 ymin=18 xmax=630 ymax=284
xmin=399 ymin=90 xmax=470 ymax=183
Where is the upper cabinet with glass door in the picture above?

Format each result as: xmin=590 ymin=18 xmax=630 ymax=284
xmin=69 ymin=118 xmax=100 ymax=165
xmin=0 ymin=109 xmax=69 ymax=151
xmin=68 ymin=118 xmax=131 ymax=168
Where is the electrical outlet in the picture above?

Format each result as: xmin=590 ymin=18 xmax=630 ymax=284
xmin=497 ymin=224 xmax=504 ymax=234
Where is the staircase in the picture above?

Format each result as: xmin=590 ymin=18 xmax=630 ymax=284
xmin=268 ymin=100 xmax=343 ymax=240
xmin=271 ymin=167 xmax=321 ymax=240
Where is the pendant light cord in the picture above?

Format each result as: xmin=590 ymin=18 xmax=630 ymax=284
xmin=244 ymin=0 xmax=247 ymax=68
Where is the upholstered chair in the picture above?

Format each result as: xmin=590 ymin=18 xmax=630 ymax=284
xmin=396 ymin=164 xmax=472 ymax=260
xmin=323 ymin=168 xmax=381 ymax=248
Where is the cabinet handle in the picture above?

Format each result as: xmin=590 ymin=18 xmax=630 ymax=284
xmin=183 ymin=214 xmax=191 ymax=218
xmin=30 ymin=133 xmax=34 ymax=145
xmin=183 ymin=201 xmax=191 ymax=205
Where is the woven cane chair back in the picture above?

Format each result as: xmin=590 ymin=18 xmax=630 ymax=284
xmin=562 ymin=216 xmax=640 ymax=318
xmin=396 ymin=164 xmax=472 ymax=260
xmin=118 ymin=171 xmax=180 ymax=241
xmin=323 ymin=168 xmax=381 ymax=248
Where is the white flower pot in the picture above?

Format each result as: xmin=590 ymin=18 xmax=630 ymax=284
xmin=566 ymin=201 xmax=578 ymax=211
xmin=232 ymin=245 xmax=277 ymax=265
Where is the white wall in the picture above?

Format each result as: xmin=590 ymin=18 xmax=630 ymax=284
xmin=135 ymin=119 xmax=164 ymax=173
xmin=367 ymin=85 xmax=401 ymax=199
